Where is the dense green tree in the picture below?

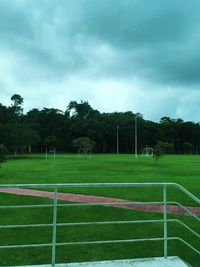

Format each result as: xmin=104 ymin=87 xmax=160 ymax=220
xmin=157 ymin=141 xmax=173 ymax=155
xmin=10 ymin=94 xmax=24 ymax=116
xmin=73 ymin=137 xmax=96 ymax=151
xmin=1 ymin=96 xmax=200 ymax=155
xmin=153 ymin=144 xmax=163 ymax=163
xmin=67 ymin=100 xmax=99 ymax=120
xmin=8 ymin=124 xmax=40 ymax=157
xmin=183 ymin=142 xmax=193 ymax=154
xmin=26 ymin=108 xmax=68 ymax=151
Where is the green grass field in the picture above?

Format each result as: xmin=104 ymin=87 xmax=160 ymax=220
xmin=0 ymin=154 xmax=200 ymax=266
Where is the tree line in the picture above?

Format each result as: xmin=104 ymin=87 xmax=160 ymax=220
xmin=0 ymin=94 xmax=199 ymax=156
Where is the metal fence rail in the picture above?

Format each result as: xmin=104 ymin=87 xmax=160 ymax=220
xmin=0 ymin=182 xmax=199 ymax=266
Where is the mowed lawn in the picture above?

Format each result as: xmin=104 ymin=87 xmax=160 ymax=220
xmin=0 ymin=154 xmax=200 ymax=204
xmin=0 ymin=154 xmax=199 ymax=266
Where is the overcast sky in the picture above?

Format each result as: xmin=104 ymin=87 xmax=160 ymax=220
xmin=1 ymin=0 xmax=200 ymax=122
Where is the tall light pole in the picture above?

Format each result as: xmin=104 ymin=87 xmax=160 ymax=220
xmin=117 ymin=126 xmax=119 ymax=154
xmin=135 ymin=116 xmax=138 ymax=158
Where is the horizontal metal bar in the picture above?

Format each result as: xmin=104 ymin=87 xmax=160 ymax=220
xmin=0 ymin=223 xmax=53 ymax=229
xmin=168 ymin=237 xmax=200 ymax=256
xmin=1 ymin=237 xmax=199 ymax=255
xmin=0 ymin=182 xmax=199 ymax=262
xmin=0 ymin=238 xmax=165 ymax=250
xmin=0 ymin=219 xmax=165 ymax=229
xmin=56 ymin=237 xmax=165 ymax=246
xmin=0 ymin=182 xmax=198 ymax=204
xmin=0 ymin=201 xmax=165 ymax=210
xmin=3 ymin=218 xmax=199 ymax=234
xmin=0 ymin=204 xmax=53 ymax=209
xmin=57 ymin=201 xmax=164 ymax=207
xmin=0 ymin=182 xmax=178 ymax=189
xmin=57 ymin=219 xmax=164 ymax=227
xmin=0 ymin=201 xmax=199 ymax=214
xmin=0 ymin=243 xmax=52 ymax=249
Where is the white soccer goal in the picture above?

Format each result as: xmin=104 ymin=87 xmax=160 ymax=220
xmin=142 ymin=147 xmax=154 ymax=157
xmin=45 ymin=148 xmax=56 ymax=162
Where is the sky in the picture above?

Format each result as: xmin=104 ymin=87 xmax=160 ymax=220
xmin=1 ymin=0 xmax=200 ymax=122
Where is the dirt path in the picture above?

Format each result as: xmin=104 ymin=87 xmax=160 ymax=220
xmin=0 ymin=188 xmax=200 ymax=216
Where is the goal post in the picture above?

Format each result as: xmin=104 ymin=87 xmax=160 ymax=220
xmin=45 ymin=147 xmax=56 ymax=162
xmin=142 ymin=147 xmax=154 ymax=157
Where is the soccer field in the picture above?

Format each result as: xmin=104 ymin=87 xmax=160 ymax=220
xmin=0 ymin=154 xmax=199 ymax=266
xmin=1 ymin=154 xmax=200 ymax=203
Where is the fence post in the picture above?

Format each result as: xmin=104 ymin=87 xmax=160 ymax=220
xmin=52 ymin=187 xmax=58 ymax=266
xmin=163 ymin=185 xmax=168 ymax=258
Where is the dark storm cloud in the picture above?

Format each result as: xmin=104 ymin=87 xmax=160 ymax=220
xmin=0 ymin=1 xmax=32 ymax=42
xmin=73 ymin=0 xmax=200 ymax=85
xmin=1 ymin=0 xmax=200 ymax=84
xmin=1 ymin=0 xmax=200 ymax=121
xmin=0 ymin=0 xmax=89 ymax=80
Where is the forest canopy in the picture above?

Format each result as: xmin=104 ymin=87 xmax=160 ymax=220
xmin=0 ymin=95 xmax=199 ymax=155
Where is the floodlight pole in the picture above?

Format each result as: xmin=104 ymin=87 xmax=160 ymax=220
xmin=116 ymin=126 xmax=119 ymax=154
xmin=135 ymin=116 xmax=138 ymax=158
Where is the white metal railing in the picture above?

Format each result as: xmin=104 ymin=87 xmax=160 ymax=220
xmin=0 ymin=182 xmax=199 ymax=266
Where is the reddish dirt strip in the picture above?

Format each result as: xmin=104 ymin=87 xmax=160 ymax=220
xmin=0 ymin=188 xmax=199 ymax=216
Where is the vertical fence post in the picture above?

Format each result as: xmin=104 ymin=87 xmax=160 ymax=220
xmin=52 ymin=187 xmax=58 ymax=266
xmin=163 ymin=185 xmax=168 ymax=258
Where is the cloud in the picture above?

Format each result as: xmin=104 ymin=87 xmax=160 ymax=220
xmin=1 ymin=0 xmax=200 ymax=121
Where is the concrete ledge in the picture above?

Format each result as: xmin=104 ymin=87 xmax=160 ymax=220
xmin=15 ymin=256 xmax=189 ymax=267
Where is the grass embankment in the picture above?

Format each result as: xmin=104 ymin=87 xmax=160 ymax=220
xmin=0 ymin=154 xmax=199 ymax=266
